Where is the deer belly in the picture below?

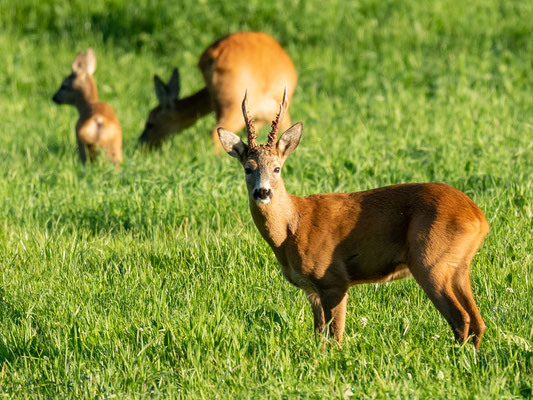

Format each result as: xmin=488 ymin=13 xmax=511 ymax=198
xmin=347 ymin=262 xmax=411 ymax=285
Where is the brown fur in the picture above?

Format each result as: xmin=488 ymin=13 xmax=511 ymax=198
xmin=139 ymin=32 xmax=297 ymax=149
xmin=52 ymin=49 xmax=122 ymax=168
xmin=218 ymin=101 xmax=490 ymax=352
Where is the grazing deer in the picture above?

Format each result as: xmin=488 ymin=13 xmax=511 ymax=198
xmin=52 ymin=49 xmax=122 ymax=167
xmin=138 ymin=32 xmax=297 ymax=149
xmin=218 ymin=90 xmax=490 ymax=351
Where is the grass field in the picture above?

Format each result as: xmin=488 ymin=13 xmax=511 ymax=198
xmin=0 ymin=0 xmax=532 ymax=398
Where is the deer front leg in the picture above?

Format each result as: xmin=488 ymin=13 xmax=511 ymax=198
xmin=87 ymin=144 xmax=98 ymax=162
xmin=76 ymin=138 xmax=87 ymax=164
xmin=305 ymin=290 xmax=325 ymax=334
xmin=320 ymin=288 xmax=348 ymax=345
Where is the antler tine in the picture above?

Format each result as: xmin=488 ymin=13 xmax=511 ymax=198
xmin=266 ymin=87 xmax=289 ymax=148
xmin=242 ymin=89 xmax=258 ymax=149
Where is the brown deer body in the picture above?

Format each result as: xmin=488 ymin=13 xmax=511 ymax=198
xmin=139 ymin=32 xmax=297 ymax=148
xmin=52 ymin=49 xmax=122 ymax=167
xmin=218 ymin=91 xmax=489 ymax=351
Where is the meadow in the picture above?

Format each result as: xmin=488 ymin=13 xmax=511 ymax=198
xmin=0 ymin=0 xmax=532 ymax=398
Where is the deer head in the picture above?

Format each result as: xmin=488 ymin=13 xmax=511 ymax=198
xmin=218 ymin=89 xmax=303 ymax=205
xmin=52 ymin=49 xmax=98 ymax=106
xmin=138 ymin=68 xmax=181 ymax=147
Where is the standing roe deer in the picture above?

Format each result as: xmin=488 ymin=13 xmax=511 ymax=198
xmin=52 ymin=49 xmax=122 ymax=168
xmin=138 ymin=32 xmax=297 ymax=149
xmin=217 ymin=90 xmax=490 ymax=351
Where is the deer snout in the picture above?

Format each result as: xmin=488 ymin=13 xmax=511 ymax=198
xmin=52 ymin=92 xmax=62 ymax=104
xmin=253 ymin=188 xmax=273 ymax=202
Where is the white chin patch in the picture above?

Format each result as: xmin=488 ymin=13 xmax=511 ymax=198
xmin=255 ymin=198 xmax=271 ymax=205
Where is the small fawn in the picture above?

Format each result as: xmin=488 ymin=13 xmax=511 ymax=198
xmin=218 ymin=90 xmax=490 ymax=351
xmin=138 ymin=32 xmax=297 ymax=149
xmin=52 ymin=49 xmax=122 ymax=167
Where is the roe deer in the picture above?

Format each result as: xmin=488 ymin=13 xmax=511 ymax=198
xmin=138 ymin=32 xmax=297 ymax=149
xmin=218 ymin=90 xmax=490 ymax=351
xmin=52 ymin=49 xmax=122 ymax=167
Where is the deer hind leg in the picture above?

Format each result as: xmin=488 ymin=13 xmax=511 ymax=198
xmin=319 ymin=288 xmax=348 ymax=345
xmin=407 ymin=214 xmax=487 ymax=350
xmin=408 ymin=260 xmax=472 ymax=345
xmin=76 ymin=138 xmax=87 ymax=164
xmin=451 ymin=266 xmax=485 ymax=351
xmin=112 ymin=139 xmax=123 ymax=169
xmin=101 ymin=137 xmax=123 ymax=169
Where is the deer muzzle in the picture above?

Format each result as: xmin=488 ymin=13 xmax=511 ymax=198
xmin=52 ymin=92 xmax=63 ymax=104
xmin=253 ymin=188 xmax=273 ymax=203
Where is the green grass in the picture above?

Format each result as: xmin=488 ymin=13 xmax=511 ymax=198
xmin=0 ymin=0 xmax=532 ymax=398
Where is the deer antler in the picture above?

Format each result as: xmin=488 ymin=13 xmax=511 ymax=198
xmin=242 ymin=90 xmax=258 ymax=150
xmin=266 ymin=87 xmax=289 ymax=149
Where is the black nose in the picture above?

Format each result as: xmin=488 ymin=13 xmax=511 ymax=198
xmin=253 ymin=188 xmax=272 ymax=200
xmin=52 ymin=94 xmax=61 ymax=104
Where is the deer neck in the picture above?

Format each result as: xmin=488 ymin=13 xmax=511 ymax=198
xmin=249 ymin=181 xmax=299 ymax=249
xmin=75 ymin=79 xmax=99 ymax=116
xmin=173 ymin=87 xmax=212 ymax=131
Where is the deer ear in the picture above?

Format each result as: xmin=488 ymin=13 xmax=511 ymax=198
xmin=218 ymin=128 xmax=247 ymax=161
xmin=85 ymin=48 xmax=97 ymax=75
xmin=154 ymin=75 xmax=168 ymax=104
xmin=277 ymin=122 xmax=303 ymax=159
xmin=167 ymin=68 xmax=180 ymax=100
xmin=72 ymin=52 xmax=86 ymax=75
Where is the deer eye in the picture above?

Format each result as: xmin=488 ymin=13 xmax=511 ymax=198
xmin=273 ymin=167 xmax=280 ymax=173
xmin=244 ymin=168 xmax=253 ymax=175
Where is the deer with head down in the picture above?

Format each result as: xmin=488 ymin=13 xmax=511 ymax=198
xmin=218 ymin=90 xmax=489 ymax=351
xmin=52 ymin=49 xmax=122 ymax=168
xmin=138 ymin=32 xmax=297 ymax=149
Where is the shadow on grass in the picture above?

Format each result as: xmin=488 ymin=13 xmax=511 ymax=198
xmin=88 ymin=6 xmax=173 ymax=53
xmin=13 ymin=2 xmax=176 ymax=54
xmin=0 ymin=288 xmax=54 ymax=364
xmin=0 ymin=288 xmax=22 ymax=324
xmin=10 ymin=1 xmax=533 ymax=56
xmin=44 ymin=205 xmax=139 ymax=235
xmin=244 ymin=306 xmax=290 ymax=333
